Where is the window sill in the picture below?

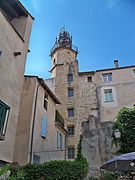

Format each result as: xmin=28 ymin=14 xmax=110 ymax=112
xmin=0 ymin=134 xmax=5 ymax=141
xmin=102 ymin=81 xmax=112 ymax=83
xmin=104 ymin=100 xmax=114 ymax=103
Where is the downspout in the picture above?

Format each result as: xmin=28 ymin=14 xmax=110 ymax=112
xmin=29 ymin=82 xmax=41 ymax=163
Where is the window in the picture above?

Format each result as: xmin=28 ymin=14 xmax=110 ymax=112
xmin=57 ymin=131 xmax=65 ymax=150
xmin=41 ymin=116 xmax=47 ymax=138
xmin=68 ymin=108 xmax=74 ymax=117
xmin=102 ymin=73 xmax=112 ymax=83
xmin=104 ymin=89 xmax=114 ymax=102
xmin=44 ymin=93 xmax=48 ymax=110
xmin=68 ymin=74 xmax=73 ymax=82
xmin=133 ymin=70 xmax=135 ymax=77
xmin=0 ymin=100 xmax=10 ymax=139
xmin=0 ymin=50 xmax=2 ymax=59
xmin=67 ymin=125 xmax=75 ymax=135
xmin=68 ymin=88 xmax=74 ymax=97
xmin=33 ymin=154 xmax=40 ymax=164
xmin=68 ymin=147 xmax=75 ymax=159
xmin=87 ymin=76 xmax=92 ymax=82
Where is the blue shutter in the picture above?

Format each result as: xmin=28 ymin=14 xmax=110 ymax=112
xmin=57 ymin=131 xmax=60 ymax=149
xmin=62 ymin=135 xmax=65 ymax=150
xmin=41 ymin=116 xmax=47 ymax=138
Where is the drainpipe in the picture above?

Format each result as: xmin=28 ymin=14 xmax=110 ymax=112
xmin=29 ymin=82 xmax=41 ymax=164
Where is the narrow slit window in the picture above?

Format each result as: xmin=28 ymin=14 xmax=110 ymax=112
xmin=44 ymin=93 xmax=48 ymax=110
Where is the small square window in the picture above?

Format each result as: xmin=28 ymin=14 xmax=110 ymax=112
xmin=87 ymin=76 xmax=92 ymax=82
xmin=33 ymin=154 xmax=40 ymax=164
xmin=67 ymin=126 xmax=75 ymax=135
xmin=68 ymin=147 xmax=75 ymax=159
xmin=68 ymin=74 xmax=73 ymax=82
xmin=68 ymin=108 xmax=74 ymax=117
xmin=44 ymin=93 xmax=48 ymax=110
xmin=102 ymin=73 xmax=112 ymax=83
xmin=68 ymin=88 xmax=74 ymax=97
xmin=0 ymin=100 xmax=10 ymax=139
xmin=104 ymin=89 xmax=114 ymax=102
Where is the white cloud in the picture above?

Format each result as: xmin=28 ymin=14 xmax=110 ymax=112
xmin=106 ymin=0 xmax=119 ymax=10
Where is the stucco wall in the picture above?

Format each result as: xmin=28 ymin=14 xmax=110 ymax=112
xmin=32 ymin=82 xmax=66 ymax=162
xmin=96 ymin=68 xmax=135 ymax=122
xmin=13 ymin=77 xmax=37 ymax=165
xmin=14 ymin=77 xmax=66 ymax=165
xmin=0 ymin=11 xmax=33 ymax=163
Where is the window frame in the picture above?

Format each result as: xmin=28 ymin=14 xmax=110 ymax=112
xmin=68 ymin=108 xmax=74 ymax=118
xmin=87 ymin=76 xmax=92 ymax=82
xmin=67 ymin=125 xmax=75 ymax=136
xmin=57 ymin=131 xmax=64 ymax=150
xmin=68 ymin=88 xmax=74 ymax=97
xmin=68 ymin=147 xmax=75 ymax=159
xmin=102 ymin=73 xmax=112 ymax=83
xmin=67 ymin=73 xmax=73 ymax=82
xmin=104 ymin=89 xmax=114 ymax=102
xmin=44 ymin=92 xmax=48 ymax=110
xmin=33 ymin=154 xmax=41 ymax=164
xmin=0 ymin=100 xmax=10 ymax=140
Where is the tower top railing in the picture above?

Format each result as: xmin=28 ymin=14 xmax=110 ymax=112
xmin=50 ymin=43 xmax=78 ymax=56
xmin=50 ymin=29 xmax=78 ymax=56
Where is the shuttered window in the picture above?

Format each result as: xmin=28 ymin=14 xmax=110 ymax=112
xmin=57 ymin=131 xmax=65 ymax=150
xmin=41 ymin=116 xmax=47 ymax=138
xmin=57 ymin=131 xmax=60 ymax=149
xmin=0 ymin=100 xmax=10 ymax=137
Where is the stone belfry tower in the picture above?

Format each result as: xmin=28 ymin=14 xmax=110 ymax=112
xmin=50 ymin=28 xmax=80 ymax=159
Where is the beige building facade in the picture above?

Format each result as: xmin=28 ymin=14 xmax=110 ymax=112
xmin=14 ymin=76 xmax=66 ymax=165
xmin=0 ymin=0 xmax=33 ymax=166
xmin=46 ymin=29 xmax=135 ymax=175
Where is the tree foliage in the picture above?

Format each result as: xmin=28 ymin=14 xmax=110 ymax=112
xmin=112 ymin=107 xmax=135 ymax=153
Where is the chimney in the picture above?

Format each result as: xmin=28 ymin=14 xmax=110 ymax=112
xmin=114 ymin=59 xmax=119 ymax=68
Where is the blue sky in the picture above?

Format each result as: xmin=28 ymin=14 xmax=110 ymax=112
xmin=20 ymin=0 xmax=135 ymax=79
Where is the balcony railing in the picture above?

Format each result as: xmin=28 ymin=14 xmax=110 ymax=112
xmin=32 ymin=149 xmax=66 ymax=164
xmin=55 ymin=110 xmax=65 ymax=129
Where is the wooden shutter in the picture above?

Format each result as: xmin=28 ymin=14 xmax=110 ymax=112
xmin=62 ymin=134 xmax=65 ymax=150
xmin=41 ymin=116 xmax=47 ymax=138
xmin=57 ymin=131 xmax=60 ymax=149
